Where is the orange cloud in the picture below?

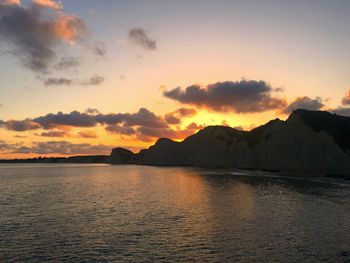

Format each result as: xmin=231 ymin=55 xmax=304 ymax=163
xmin=0 ymin=0 xmax=20 ymax=5
xmin=0 ymin=0 xmax=87 ymax=72
xmin=342 ymin=90 xmax=350 ymax=106
xmin=53 ymin=14 xmax=87 ymax=43
xmin=32 ymin=0 xmax=62 ymax=10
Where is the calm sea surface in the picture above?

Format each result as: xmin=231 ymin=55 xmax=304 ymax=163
xmin=0 ymin=164 xmax=350 ymax=262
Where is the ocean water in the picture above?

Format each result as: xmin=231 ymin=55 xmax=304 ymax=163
xmin=0 ymin=164 xmax=350 ymax=262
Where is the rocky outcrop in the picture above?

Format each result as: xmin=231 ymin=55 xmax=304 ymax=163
xmin=108 ymin=147 xmax=135 ymax=164
xmin=109 ymin=110 xmax=350 ymax=177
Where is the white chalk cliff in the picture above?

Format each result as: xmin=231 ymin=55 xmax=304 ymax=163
xmin=109 ymin=110 xmax=350 ymax=177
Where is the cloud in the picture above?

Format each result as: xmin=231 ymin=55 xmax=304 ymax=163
xmin=186 ymin=122 xmax=204 ymax=130
xmin=14 ymin=135 xmax=27 ymax=138
xmin=105 ymin=125 xmax=136 ymax=135
xmin=4 ymin=118 xmax=41 ymax=131
xmin=3 ymin=107 xmax=168 ymax=131
xmin=331 ymin=107 xmax=350 ymax=117
xmin=12 ymin=141 xmax=112 ymax=155
xmin=85 ymin=108 xmax=100 ymax=115
xmin=33 ymin=111 xmax=98 ymax=129
xmin=342 ymin=90 xmax=350 ymax=106
xmin=128 ymin=27 xmax=157 ymax=51
xmin=0 ymin=140 xmax=11 ymax=150
xmin=0 ymin=107 xmax=204 ymax=142
xmin=40 ymin=130 xmax=69 ymax=137
xmin=54 ymin=56 xmax=80 ymax=70
xmin=78 ymin=130 xmax=97 ymax=139
xmin=283 ymin=96 xmax=324 ymax=114
xmin=136 ymin=121 xmax=202 ymax=142
xmin=42 ymin=74 xmax=105 ymax=87
xmin=79 ymin=74 xmax=105 ymax=86
xmin=0 ymin=140 xmax=24 ymax=153
xmin=44 ymin=77 xmax=74 ymax=86
xmin=0 ymin=0 xmax=87 ymax=73
xmin=164 ymin=80 xmax=287 ymax=113
xmin=164 ymin=108 xmax=197 ymax=125
xmin=93 ymin=42 xmax=106 ymax=58
xmin=123 ymin=108 xmax=168 ymax=128
xmin=32 ymin=0 xmax=62 ymax=10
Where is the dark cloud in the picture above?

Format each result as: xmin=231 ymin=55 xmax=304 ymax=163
xmin=79 ymin=74 xmax=105 ymax=86
xmin=33 ymin=111 xmax=98 ymax=129
xmin=105 ymin=125 xmax=136 ymax=135
xmin=78 ymin=130 xmax=97 ymax=139
xmin=122 ymin=108 xmax=168 ymax=128
xmin=99 ymin=108 xmax=168 ymax=128
xmin=93 ymin=42 xmax=106 ymax=58
xmin=128 ymin=27 xmax=157 ymax=51
xmin=331 ymin=107 xmax=350 ymax=117
xmin=12 ymin=145 xmax=31 ymax=154
xmin=0 ymin=140 xmax=25 ymax=153
xmin=54 ymin=56 xmax=80 ymax=70
xmin=94 ymin=113 xmax=124 ymax=126
xmin=0 ymin=140 xmax=11 ymax=150
xmin=12 ymin=141 xmax=112 ymax=155
xmin=164 ymin=108 xmax=197 ymax=125
xmin=44 ymin=77 xmax=74 ymax=86
xmin=40 ymin=130 xmax=69 ymax=137
xmin=85 ymin=108 xmax=100 ymax=115
xmin=5 ymin=118 xmax=41 ymax=131
xmin=1 ymin=107 xmax=204 ymax=142
xmin=283 ymin=96 xmax=324 ymax=114
xmin=274 ymin=87 xmax=284 ymax=92
xmin=342 ymin=90 xmax=350 ymax=106
xmin=0 ymin=0 xmax=87 ymax=73
xmin=3 ymin=108 xmax=168 ymax=131
xmin=164 ymin=80 xmax=287 ymax=113
xmin=42 ymin=74 xmax=105 ymax=87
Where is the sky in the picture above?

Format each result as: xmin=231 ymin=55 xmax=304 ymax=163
xmin=0 ymin=0 xmax=350 ymax=158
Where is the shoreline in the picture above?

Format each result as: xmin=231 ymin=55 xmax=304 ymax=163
xmin=1 ymin=162 xmax=350 ymax=186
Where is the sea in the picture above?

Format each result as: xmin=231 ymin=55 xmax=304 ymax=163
xmin=1 ymin=164 xmax=350 ymax=262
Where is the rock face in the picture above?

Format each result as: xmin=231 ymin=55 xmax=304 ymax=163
xmin=109 ymin=110 xmax=350 ymax=176
xmin=108 ymin=147 xmax=135 ymax=164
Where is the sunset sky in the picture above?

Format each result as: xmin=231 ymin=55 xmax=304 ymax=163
xmin=1 ymin=0 xmax=350 ymax=158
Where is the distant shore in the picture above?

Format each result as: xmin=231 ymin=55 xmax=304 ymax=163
xmin=0 ymin=155 xmax=108 ymax=164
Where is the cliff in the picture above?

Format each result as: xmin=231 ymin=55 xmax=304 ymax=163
xmin=109 ymin=110 xmax=350 ymax=177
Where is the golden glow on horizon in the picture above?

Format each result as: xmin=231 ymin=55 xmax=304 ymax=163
xmin=0 ymin=107 xmax=286 ymax=159
xmin=1 ymin=0 xmax=350 ymax=158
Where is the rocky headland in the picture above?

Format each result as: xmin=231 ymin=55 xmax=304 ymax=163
xmin=109 ymin=110 xmax=350 ymax=177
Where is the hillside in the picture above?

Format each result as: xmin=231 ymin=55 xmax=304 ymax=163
xmin=109 ymin=110 xmax=350 ymax=176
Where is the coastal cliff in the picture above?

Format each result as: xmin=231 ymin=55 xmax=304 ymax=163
xmin=109 ymin=110 xmax=350 ymax=176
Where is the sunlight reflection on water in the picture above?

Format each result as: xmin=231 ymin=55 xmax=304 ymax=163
xmin=1 ymin=164 xmax=350 ymax=262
